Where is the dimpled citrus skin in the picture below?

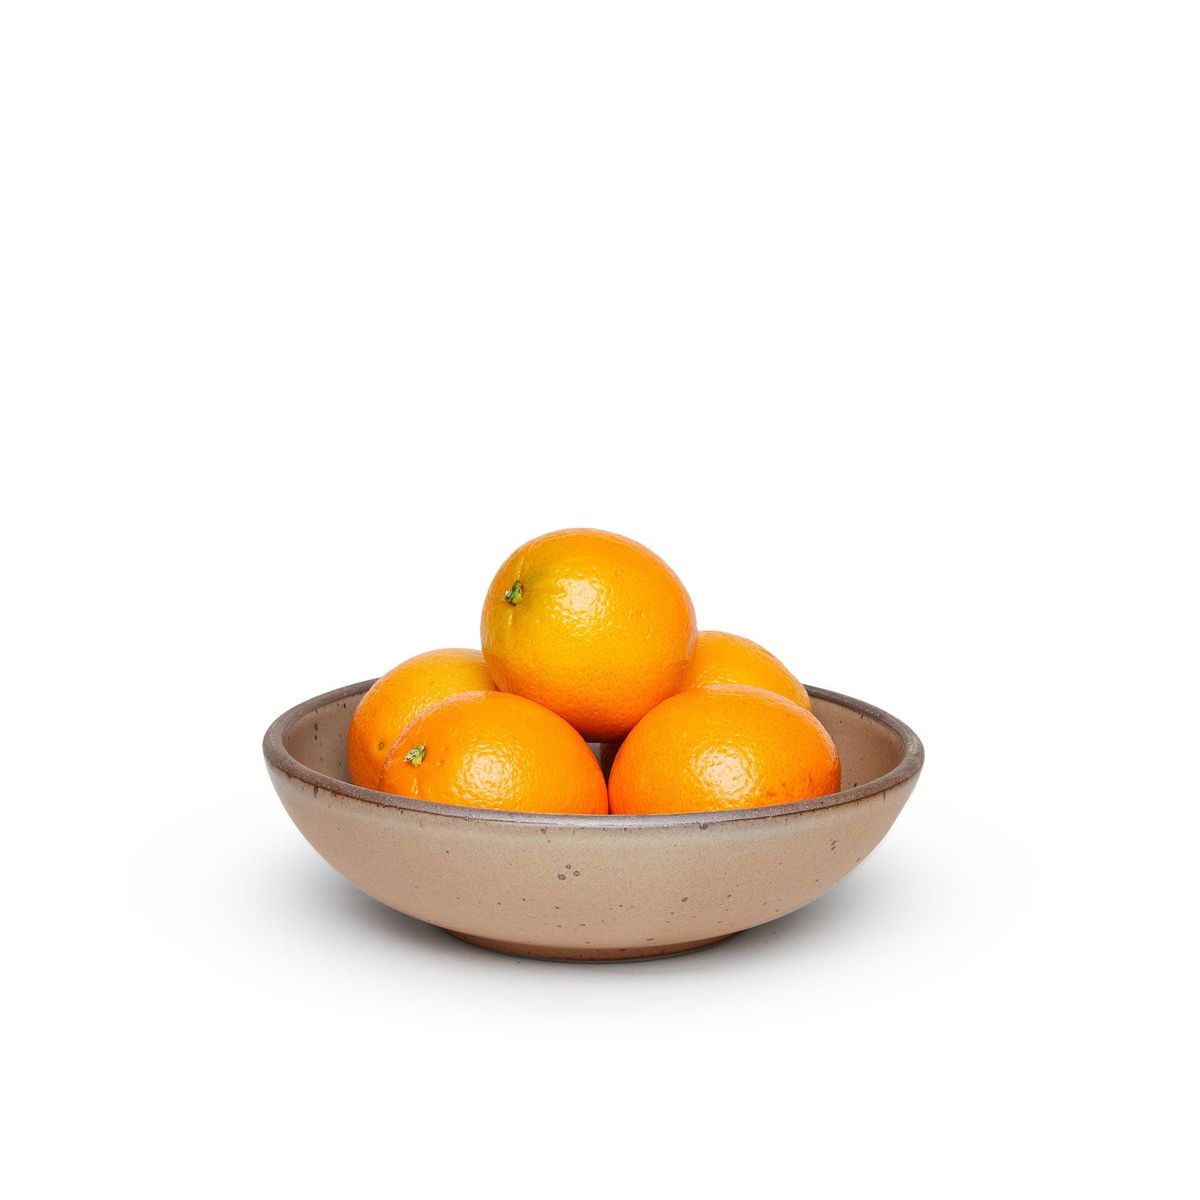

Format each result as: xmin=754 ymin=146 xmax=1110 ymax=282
xmin=682 ymin=630 xmax=813 ymax=711
xmin=480 ymin=528 xmax=697 ymax=742
xmin=608 ymin=684 xmax=841 ymax=815
xmin=377 ymin=691 xmax=608 ymax=814
xmin=346 ymin=649 xmax=495 ymax=788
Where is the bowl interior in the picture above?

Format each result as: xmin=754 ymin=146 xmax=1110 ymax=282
xmin=283 ymin=683 xmax=911 ymax=802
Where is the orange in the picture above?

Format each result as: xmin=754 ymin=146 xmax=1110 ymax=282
xmin=377 ymin=691 xmax=607 ymax=814
xmin=480 ymin=528 xmax=697 ymax=741
xmin=682 ymin=630 xmax=812 ymax=711
xmin=608 ymin=684 xmax=840 ymax=815
xmin=346 ymin=648 xmax=495 ymax=787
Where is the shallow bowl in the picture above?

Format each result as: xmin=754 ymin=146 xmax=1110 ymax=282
xmin=264 ymin=681 xmax=923 ymax=961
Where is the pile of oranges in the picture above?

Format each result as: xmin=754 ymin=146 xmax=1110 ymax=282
xmin=347 ymin=528 xmax=840 ymax=815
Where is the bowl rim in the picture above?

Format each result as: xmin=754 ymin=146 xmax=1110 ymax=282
xmin=263 ymin=679 xmax=924 ymax=829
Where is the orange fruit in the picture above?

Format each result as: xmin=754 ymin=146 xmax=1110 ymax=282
xmin=608 ymin=684 xmax=840 ymax=815
xmin=480 ymin=528 xmax=697 ymax=741
xmin=377 ymin=690 xmax=607 ymax=813
xmin=682 ymin=630 xmax=812 ymax=711
xmin=346 ymin=648 xmax=495 ymax=787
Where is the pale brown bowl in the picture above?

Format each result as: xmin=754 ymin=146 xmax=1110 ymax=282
xmin=264 ymin=681 xmax=923 ymax=961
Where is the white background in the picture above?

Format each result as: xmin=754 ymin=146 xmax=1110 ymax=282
xmin=3 ymin=2 xmax=1196 ymax=1196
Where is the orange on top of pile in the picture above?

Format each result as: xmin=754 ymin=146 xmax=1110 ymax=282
xmin=347 ymin=528 xmax=840 ymax=815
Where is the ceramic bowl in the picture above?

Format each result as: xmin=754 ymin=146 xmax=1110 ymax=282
xmin=264 ymin=680 xmax=923 ymax=961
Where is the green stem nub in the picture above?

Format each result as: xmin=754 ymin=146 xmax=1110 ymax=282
xmin=504 ymin=579 xmax=524 ymax=605
xmin=405 ymin=743 xmax=426 ymax=766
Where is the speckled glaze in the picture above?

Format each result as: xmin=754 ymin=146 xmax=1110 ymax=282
xmin=264 ymin=681 xmax=923 ymax=961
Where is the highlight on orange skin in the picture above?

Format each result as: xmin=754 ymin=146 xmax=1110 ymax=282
xmin=608 ymin=684 xmax=840 ymax=816
xmin=378 ymin=690 xmax=608 ymax=814
xmin=480 ymin=528 xmax=697 ymax=742
xmin=681 ymin=630 xmax=812 ymax=711
xmin=346 ymin=648 xmax=495 ymax=788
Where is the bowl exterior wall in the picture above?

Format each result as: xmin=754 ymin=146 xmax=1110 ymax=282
xmin=268 ymin=763 xmax=915 ymax=954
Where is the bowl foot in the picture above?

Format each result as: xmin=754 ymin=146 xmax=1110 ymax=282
xmin=445 ymin=930 xmax=735 ymax=962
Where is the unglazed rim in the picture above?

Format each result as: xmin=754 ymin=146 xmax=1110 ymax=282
xmin=263 ymin=680 xmax=924 ymax=829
